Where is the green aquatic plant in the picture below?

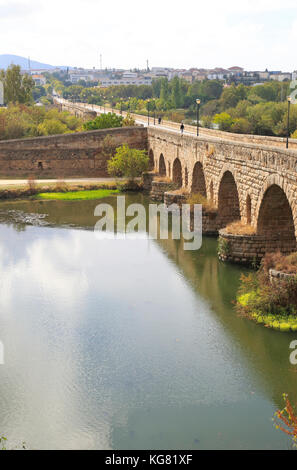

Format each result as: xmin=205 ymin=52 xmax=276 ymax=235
xmin=35 ymin=189 xmax=119 ymax=201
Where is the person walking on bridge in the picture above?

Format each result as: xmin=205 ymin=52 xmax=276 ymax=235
xmin=158 ymin=116 xmax=162 ymax=125
xmin=180 ymin=122 xmax=185 ymax=135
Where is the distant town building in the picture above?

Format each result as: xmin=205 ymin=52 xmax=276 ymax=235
xmin=32 ymin=74 xmax=46 ymax=86
xmin=98 ymin=76 xmax=152 ymax=87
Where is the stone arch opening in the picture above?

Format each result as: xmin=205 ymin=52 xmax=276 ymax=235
xmin=257 ymin=185 xmax=296 ymax=249
xmin=246 ymin=194 xmax=252 ymax=225
xmin=149 ymin=149 xmax=154 ymax=171
xmin=172 ymin=158 xmax=182 ymax=188
xmin=191 ymin=162 xmax=206 ymax=196
xmin=159 ymin=154 xmax=166 ymax=176
xmin=218 ymin=171 xmax=241 ymax=227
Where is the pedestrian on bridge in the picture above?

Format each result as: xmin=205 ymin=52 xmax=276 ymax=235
xmin=180 ymin=122 xmax=185 ymax=135
xmin=158 ymin=116 xmax=162 ymax=125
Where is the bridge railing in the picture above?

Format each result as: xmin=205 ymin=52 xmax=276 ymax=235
xmin=56 ymin=98 xmax=297 ymax=151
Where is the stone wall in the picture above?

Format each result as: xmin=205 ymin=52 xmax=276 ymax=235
xmin=150 ymin=181 xmax=177 ymax=202
xmin=0 ymin=127 xmax=147 ymax=178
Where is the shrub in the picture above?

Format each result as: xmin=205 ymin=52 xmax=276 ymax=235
xmin=37 ymin=118 xmax=69 ymax=136
xmin=122 ymin=113 xmax=135 ymax=127
xmin=107 ymin=145 xmax=149 ymax=181
xmin=274 ymin=394 xmax=297 ymax=448
xmin=83 ymin=113 xmax=123 ymax=130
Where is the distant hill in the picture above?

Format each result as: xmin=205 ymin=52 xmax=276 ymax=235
xmin=0 ymin=54 xmax=67 ymax=70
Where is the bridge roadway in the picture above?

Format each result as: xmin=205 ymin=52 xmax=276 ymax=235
xmin=55 ymin=96 xmax=297 ymax=152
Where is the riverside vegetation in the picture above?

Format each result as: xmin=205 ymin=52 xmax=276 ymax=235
xmin=237 ymin=252 xmax=297 ymax=332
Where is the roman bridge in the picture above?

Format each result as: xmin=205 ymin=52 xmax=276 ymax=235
xmin=146 ymin=128 xmax=297 ymax=263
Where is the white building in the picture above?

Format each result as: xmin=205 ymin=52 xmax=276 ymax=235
xmin=69 ymin=73 xmax=95 ymax=83
xmin=32 ymin=74 xmax=46 ymax=86
xmin=99 ymin=77 xmax=152 ymax=87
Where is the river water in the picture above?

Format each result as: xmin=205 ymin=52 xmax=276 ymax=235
xmin=0 ymin=193 xmax=295 ymax=450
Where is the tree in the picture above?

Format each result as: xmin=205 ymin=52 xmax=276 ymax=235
xmin=83 ymin=113 xmax=124 ymax=130
xmin=122 ymin=113 xmax=135 ymax=127
xmin=107 ymin=145 xmax=149 ymax=180
xmin=220 ymin=84 xmax=247 ymax=109
xmin=0 ymin=65 xmax=34 ymax=104
xmin=37 ymin=118 xmax=69 ymax=136
xmin=171 ymin=76 xmax=182 ymax=108
xmin=213 ymin=112 xmax=234 ymax=131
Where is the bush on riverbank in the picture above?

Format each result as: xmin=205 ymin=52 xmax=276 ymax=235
xmin=236 ymin=252 xmax=297 ymax=332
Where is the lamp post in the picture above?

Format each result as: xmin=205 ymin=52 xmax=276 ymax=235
xmin=147 ymin=100 xmax=150 ymax=126
xmin=286 ymin=96 xmax=292 ymax=149
xmin=196 ymin=99 xmax=201 ymax=137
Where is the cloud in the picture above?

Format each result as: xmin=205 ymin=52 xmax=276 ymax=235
xmin=0 ymin=0 xmax=39 ymax=19
xmin=0 ymin=0 xmax=296 ymax=70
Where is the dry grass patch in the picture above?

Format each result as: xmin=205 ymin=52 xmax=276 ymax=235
xmin=154 ymin=176 xmax=172 ymax=183
xmin=171 ymin=187 xmax=190 ymax=195
xmin=186 ymin=192 xmax=217 ymax=212
xmin=262 ymin=251 xmax=297 ymax=275
xmin=224 ymin=220 xmax=256 ymax=235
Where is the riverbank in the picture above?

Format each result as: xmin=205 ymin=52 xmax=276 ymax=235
xmin=236 ymin=252 xmax=297 ymax=332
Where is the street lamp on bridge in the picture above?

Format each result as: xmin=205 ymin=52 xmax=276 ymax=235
xmin=196 ymin=99 xmax=201 ymax=137
xmin=147 ymin=100 xmax=150 ymax=126
xmin=286 ymin=96 xmax=292 ymax=149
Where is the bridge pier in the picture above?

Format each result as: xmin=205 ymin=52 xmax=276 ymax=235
xmin=218 ymin=230 xmax=297 ymax=266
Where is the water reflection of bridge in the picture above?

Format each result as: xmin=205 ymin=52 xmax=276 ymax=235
xmin=155 ymin=234 xmax=297 ymax=409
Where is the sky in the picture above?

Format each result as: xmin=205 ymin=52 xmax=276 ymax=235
xmin=0 ymin=0 xmax=296 ymax=71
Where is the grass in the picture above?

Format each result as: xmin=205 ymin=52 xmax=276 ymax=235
xmin=224 ymin=220 xmax=256 ymax=235
xmin=155 ymin=176 xmax=172 ymax=183
xmin=263 ymin=251 xmax=297 ymax=274
xmin=35 ymin=189 xmax=119 ymax=201
xmin=186 ymin=192 xmax=217 ymax=213
xmin=237 ymin=292 xmax=297 ymax=332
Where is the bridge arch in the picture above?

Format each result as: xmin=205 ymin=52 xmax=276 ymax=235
xmin=172 ymin=158 xmax=182 ymax=188
xmin=148 ymin=149 xmax=154 ymax=171
xmin=255 ymin=174 xmax=296 ymax=232
xmin=218 ymin=170 xmax=241 ymax=227
xmin=159 ymin=154 xmax=166 ymax=176
xmin=191 ymin=161 xmax=206 ymax=196
xmin=257 ymin=184 xmax=296 ymax=250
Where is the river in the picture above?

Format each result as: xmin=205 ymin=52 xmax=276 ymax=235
xmin=0 ymin=193 xmax=295 ymax=450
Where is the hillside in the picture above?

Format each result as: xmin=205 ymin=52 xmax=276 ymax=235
xmin=0 ymin=54 xmax=60 ymax=70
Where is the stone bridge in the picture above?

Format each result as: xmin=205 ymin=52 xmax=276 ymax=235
xmin=147 ymin=128 xmax=297 ymax=263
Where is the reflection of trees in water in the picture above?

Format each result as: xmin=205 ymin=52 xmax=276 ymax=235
xmin=155 ymin=234 xmax=297 ymax=409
